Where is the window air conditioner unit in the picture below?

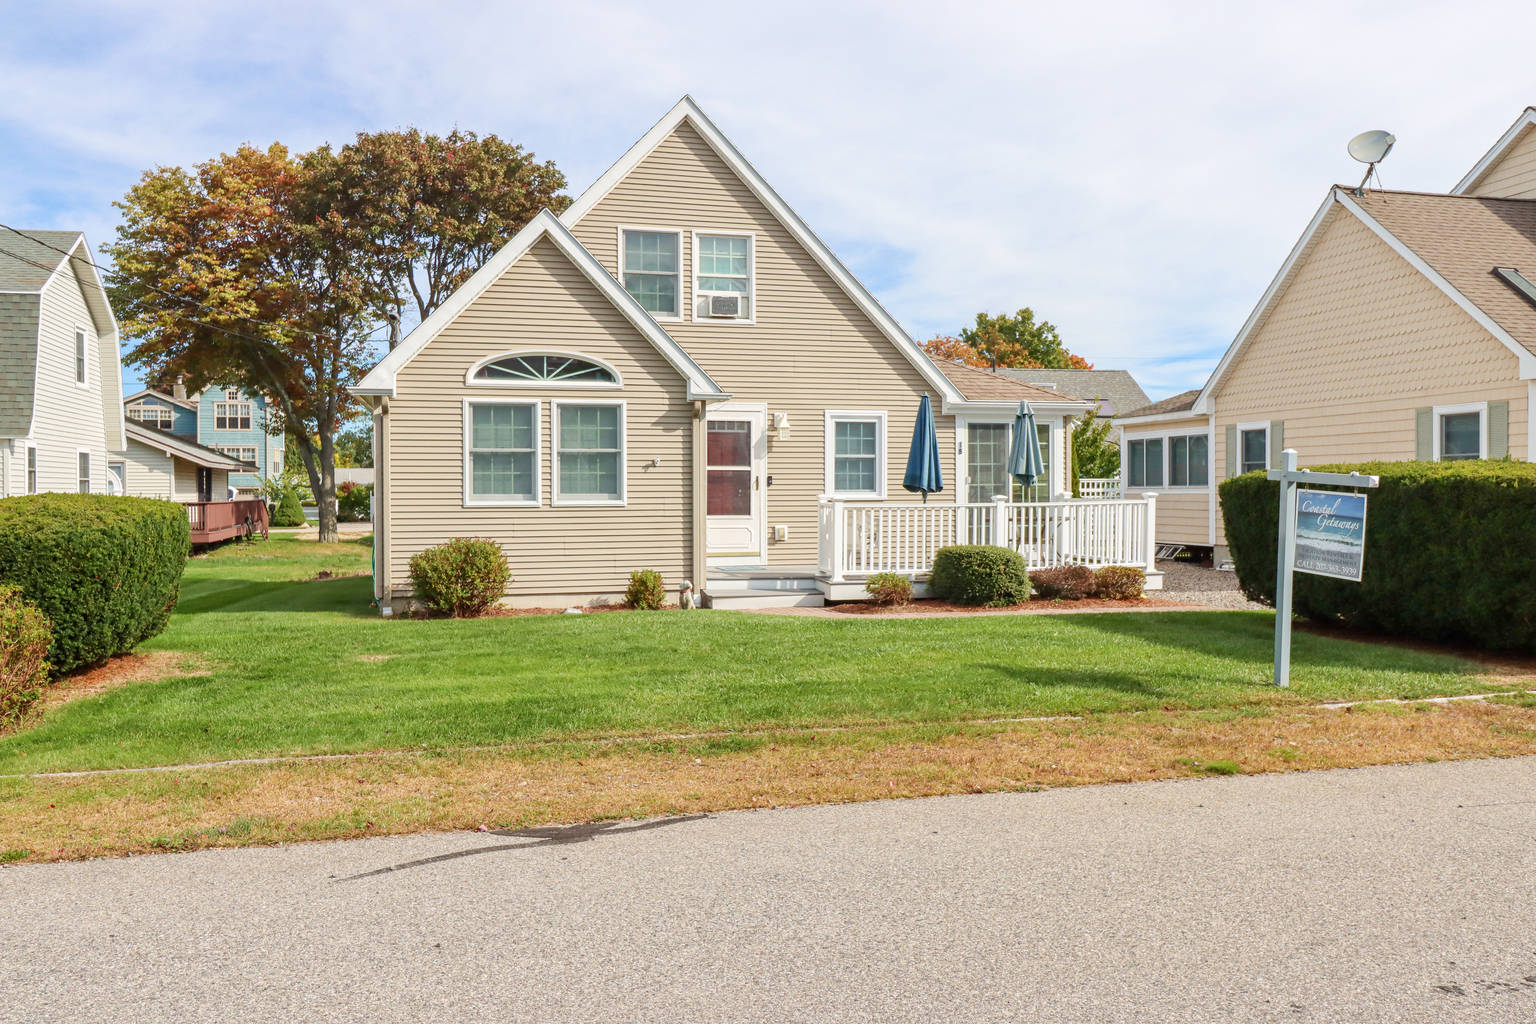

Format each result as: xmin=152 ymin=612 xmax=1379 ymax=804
xmin=706 ymin=294 xmax=742 ymax=318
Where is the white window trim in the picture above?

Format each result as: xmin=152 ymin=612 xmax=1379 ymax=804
xmin=616 ymin=225 xmax=684 ymax=323
xmin=215 ymin=445 xmax=260 ymax=465
xmin=691 ymin=229 xmax=756 ymax=325
xmin=955 ymin=414 xmax=1063 ymax=503
xmin=127 ymin=403 xmax=175 ymax=429
xmin=1120 ymin=429 xmax=1213 ymax=491
xmin=1432 ymin=401 xmax=1488 ymax=461
xmin=824 ymin=409 xmax=888 ymax=499
xmin=213 ymin=400 xmax=254 ymax=431
xmin=463 ymin=350 xmax=623 ymax=390
xmin=73 ymin=325 xmax=88 ymax=387
xmin=76 ymin=447 xmax=92 ymax=494
xmin=552 ymin=399 xmax=627 ymax=507
xmin=25 ymin=442 xmax=38 ymax=494
xmin=462 ymin=398 xmax=542 ymax=508
xmin=1236 ymin=421 xmax=1270 ymax=475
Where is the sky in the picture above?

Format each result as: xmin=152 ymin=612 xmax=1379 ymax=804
xmin=2 ymin=0 xmax=1532 ymax=401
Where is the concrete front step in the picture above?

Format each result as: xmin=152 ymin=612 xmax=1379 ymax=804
xmin=702 ymin=589 xmax=826 ymax=609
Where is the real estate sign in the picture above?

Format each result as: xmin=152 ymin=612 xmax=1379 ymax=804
xmin=1293 ymin=489 xmax=1368 ymax=581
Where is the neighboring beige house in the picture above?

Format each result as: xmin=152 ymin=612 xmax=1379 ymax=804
xmin=1117 ymin=106 xmax=1536 ymax=560
xmin=121 ymin=419 xmax=248 ymax=503
xmin=354 ymin=97 xmax=1155 ymax=611
xmin=0 ymin=229 xmax=124 ymax=497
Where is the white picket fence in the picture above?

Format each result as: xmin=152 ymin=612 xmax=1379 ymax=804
xmin=1077 ymin=477 xmax=1121 ymax=499
xmin=817 ymin=494 xmax=1156 ymax=582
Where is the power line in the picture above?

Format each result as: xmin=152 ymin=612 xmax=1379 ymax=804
xmin=0 ymin=222 xmax=392 ymax=348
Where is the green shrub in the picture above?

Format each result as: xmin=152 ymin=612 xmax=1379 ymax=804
xmin=1092 ymin=565 xmax=1146 ymax=600
xmin=624 ymin=569 xmax=666 ymax=610
xmin=1219 ymin=460 xmax=1536 ymax=651
xmin=929 ymin=545 xmax=1031 ymax=606
xmin=0 ymin=495 xmax=189 ymax=674
xmin=270 ymin=490 xmax=306 ymax=527
xmin=0 ymin=585 xmax=51 ymax=724
xmin=408 ymin=538 xmax=510 ymax=617
xmin=1028 ymin=564 xmax=1095 ymax=600
xmin=337 ymin=482 xmax=373 ymax=522
xmin=864 ymin=572 xmax=914 ymax=606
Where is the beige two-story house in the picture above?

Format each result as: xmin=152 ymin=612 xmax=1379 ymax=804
xmin=1118 ymin=106 xmax=1536 ymax=561
xmin=354 ymin=97 xmax=1113 ymax=611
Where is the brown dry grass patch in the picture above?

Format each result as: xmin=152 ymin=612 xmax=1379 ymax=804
xmin=2 ymin=699 xmax=1535 ymax=863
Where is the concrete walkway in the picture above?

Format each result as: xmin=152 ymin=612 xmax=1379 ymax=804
xmin=3 ymin=758 xmax=1534 ymax=1022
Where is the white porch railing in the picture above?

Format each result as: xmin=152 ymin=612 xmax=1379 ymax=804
xmin=1077 ymin=477 xmax=1120 ymax=499
xmin=817 ymin=493 xmax=1157 ymax=582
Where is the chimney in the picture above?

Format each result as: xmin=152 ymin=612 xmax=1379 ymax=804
xmin=387 ymin=312 xmax=401 ymax=351
xmin=173 ymin=376 xmax=187 ymax=401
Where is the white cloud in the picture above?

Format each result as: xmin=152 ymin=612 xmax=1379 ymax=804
xmin=3 ymin=0 xmax=1532 ymax=398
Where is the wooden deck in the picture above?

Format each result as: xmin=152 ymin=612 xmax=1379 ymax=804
xmin=187 ymin=499 xmax=270 ymax=545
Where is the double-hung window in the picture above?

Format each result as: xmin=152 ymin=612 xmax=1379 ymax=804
xmin=1127 ymin=438 xmax=1164 ymax=488
xmin=77 ymin=451 xmax=91 ymax=493
xmin=1239 ymin=427 xmax=1268 ymax=475
xmin=1168 ymin=434 xmax=1209 ymax=487
xmin=74 ymin=328 xmax=87 ymax=385
xmin=826 ymin=411 xmax=886 ymax=497
xmin=619 ymin=229 xmax=681 ymax=318
xmin=694 ymin=233 xmax=753 ymax=320
xmin=554 ymin=403 xmax=624 ymax=504
xmin=26 ymin=447 xmax=37 ymax=494
xmin=465 ymin=401 xmax=538 ymax=505
xmin=214 ymin=401 xmax=252 ymax=431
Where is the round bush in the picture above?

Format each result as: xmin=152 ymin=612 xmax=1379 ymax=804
xmin=0 ymin=584 xmax=51 ymax=723
xmin=1219 ymin=460 xmax=1536 ymax=651
xmin=408 ymin=538 xmax=510 ymax=617
xmin=1092 ymin=565 xmax=1146 ymax=600
xmin=864 ymin=572 xmax=914 ymax=606
xmin=270 ymin=490 xmax=306 ymax=527
xmin=0 ymin=494 xmax=189 ymax=674
xmin=624 ymin=569 xmax=666 ymax=610
xmin=929 ymin=545 xmax=1031 ymax=606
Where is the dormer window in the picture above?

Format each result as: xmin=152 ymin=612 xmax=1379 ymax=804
xmin=694 ymin=233 xmax=753 ymax=321
xmin=619 ymin=229 xmax=681 ymax=318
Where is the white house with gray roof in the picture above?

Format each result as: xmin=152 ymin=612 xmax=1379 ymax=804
xmin=0 ymin=228 xmax=124 ymax=497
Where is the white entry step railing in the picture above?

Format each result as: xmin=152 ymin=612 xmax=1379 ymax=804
xmin=817 ymin=494 xmax=1157 ymax=582
xmin=1077 ymin=477 xmax=1121 ymax=499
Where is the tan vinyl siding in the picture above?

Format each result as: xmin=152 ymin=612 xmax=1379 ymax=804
xmin=122 ymin=438 xmax=178 ymax=499
xmin=385 ymin=236 xmax=693 ymax=602
xmin=1211 ymin=210 xmax=1528 ymax=545
xmin=1120 ymin=414 xmax=1213 ymax=546
xmin=1468 ymin=125 xmax=1536 ymax=199
xmin=568 ymin=120 xmax=954 ymax=566
xmin=29 ymin=260 xmax=107 ymax=493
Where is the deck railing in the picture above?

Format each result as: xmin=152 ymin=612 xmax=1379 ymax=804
xmin=1077 ymin=477 xmax=1121 ymax=499
xmin=817 ymin=494 xmax=1156 ymax=582
xmin=186 ymin=499 xmax=270 ymax=544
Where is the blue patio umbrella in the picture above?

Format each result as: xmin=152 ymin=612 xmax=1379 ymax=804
xmin=902 ymin=394 xmax=944 ymax=503
xmin=1008 ymin=400 xmax=1045 ymax=495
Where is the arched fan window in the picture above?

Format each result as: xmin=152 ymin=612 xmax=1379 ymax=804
xmin=473 ymin=353 xmax=618 ymax=385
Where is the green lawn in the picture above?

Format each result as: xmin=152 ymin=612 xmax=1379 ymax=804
xmin=0 ymin=534 xmax=1507 ymax=774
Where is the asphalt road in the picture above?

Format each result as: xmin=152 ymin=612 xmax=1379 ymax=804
xmin=3 ymin=758 xmax=1535 ymax=1023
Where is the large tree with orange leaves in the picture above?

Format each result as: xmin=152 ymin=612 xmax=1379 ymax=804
xmin=923 ymin=308 xmax=1092 ymax=369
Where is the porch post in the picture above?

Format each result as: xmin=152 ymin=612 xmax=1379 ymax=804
xmin=692 ymin=401 xmax=709 ymax=588
xmin=991 ymin=494 xmax=1009 ymax=549
xmin=827 ymin=495 xmax=847 ymax=582
xmin=1143 ymin=492 xmax=1158 ymax=573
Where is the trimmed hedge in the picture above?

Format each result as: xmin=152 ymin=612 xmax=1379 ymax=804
xmin=929 ymin=545 xmax=1032 ymax=606
xmin=408 ymin=538 xmax=510 ymax=617
xmin=1219 ymin=460 xmax=1536 ymax=651
xmin=0 ymin=495 xmax=190 ymax=674
xmin=271 ymin=490 xmax=306 ymax=527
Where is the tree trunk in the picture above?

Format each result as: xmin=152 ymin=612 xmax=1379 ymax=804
xmin=315 ymin=420 xmax=339 ymax=544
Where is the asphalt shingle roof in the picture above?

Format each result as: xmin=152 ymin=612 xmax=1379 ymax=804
xmin=937 ymin=361 xmax=1088 ymax=403
xmin=993 ymin=368 xmax=1149 ymax=417
xmin=1120 ymin=388 xmax=1200 ymax=418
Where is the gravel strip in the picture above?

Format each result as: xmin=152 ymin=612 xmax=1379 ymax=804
xmin=1155 ymin=559 xmax=1266 ymax=610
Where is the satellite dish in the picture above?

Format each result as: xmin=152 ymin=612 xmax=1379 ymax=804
xmin=1347 ymin=130 xmax=1396 ymax=165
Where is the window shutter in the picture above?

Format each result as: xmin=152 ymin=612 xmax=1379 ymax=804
xmin=1268 ymin=420 xmax=1285 ymax=468
xmin=1224 ymin=424 xmax=1237 ymax=479
xmin=1414 ymin=407 xmax=1432 ymax=460
xmin=1488 ymin=400 xmax=1509 ymax=459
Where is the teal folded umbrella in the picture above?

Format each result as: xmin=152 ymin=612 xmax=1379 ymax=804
xmin=1008 ymin=401 xmax=1044 ymax=495
xmin=902 ymin=394 xmax=944 ymax=503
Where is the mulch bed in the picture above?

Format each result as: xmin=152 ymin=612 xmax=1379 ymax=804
xmin=829 ymin=597 xmax=1190 ymax=616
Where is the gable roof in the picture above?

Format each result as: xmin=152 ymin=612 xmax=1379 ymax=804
xmin=0 ymin=229 xmax=123 ymax=443
xmin=559 ymin=96 xmax=967 ymax=407
xmin=125 ymin=388 xmax=197 ymax=411
xmin=1118 ymin=389 xmax=1200 ymax=421
xmin=125 ymin=419 xmax=251 ymax=471
xmin=936 ymin=360 xmax=1095 ymax=408
xmin=1453 ymin=107 xmax=1536 ymax=195
xmin=995 ymin=368 xmax=1149 ymax=415
xmin=352 ymin=210 xmax=727 ymax=400
xmin=1195 ymin=187 xmax=1536 ymax=411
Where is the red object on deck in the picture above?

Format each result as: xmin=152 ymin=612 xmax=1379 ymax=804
xmin=186 ymin=499 xmax=270 ymax=545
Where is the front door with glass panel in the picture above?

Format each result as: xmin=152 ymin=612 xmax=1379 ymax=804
xmin=706 ymin=407 xmax=766 ymax=559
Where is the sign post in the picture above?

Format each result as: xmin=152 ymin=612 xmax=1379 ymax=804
xmin=1267 ymin=450 xmax=1379 ymax=687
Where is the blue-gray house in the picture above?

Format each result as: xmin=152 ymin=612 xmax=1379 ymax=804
xmin=124 ymin=382 xmax=282 ymax=494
